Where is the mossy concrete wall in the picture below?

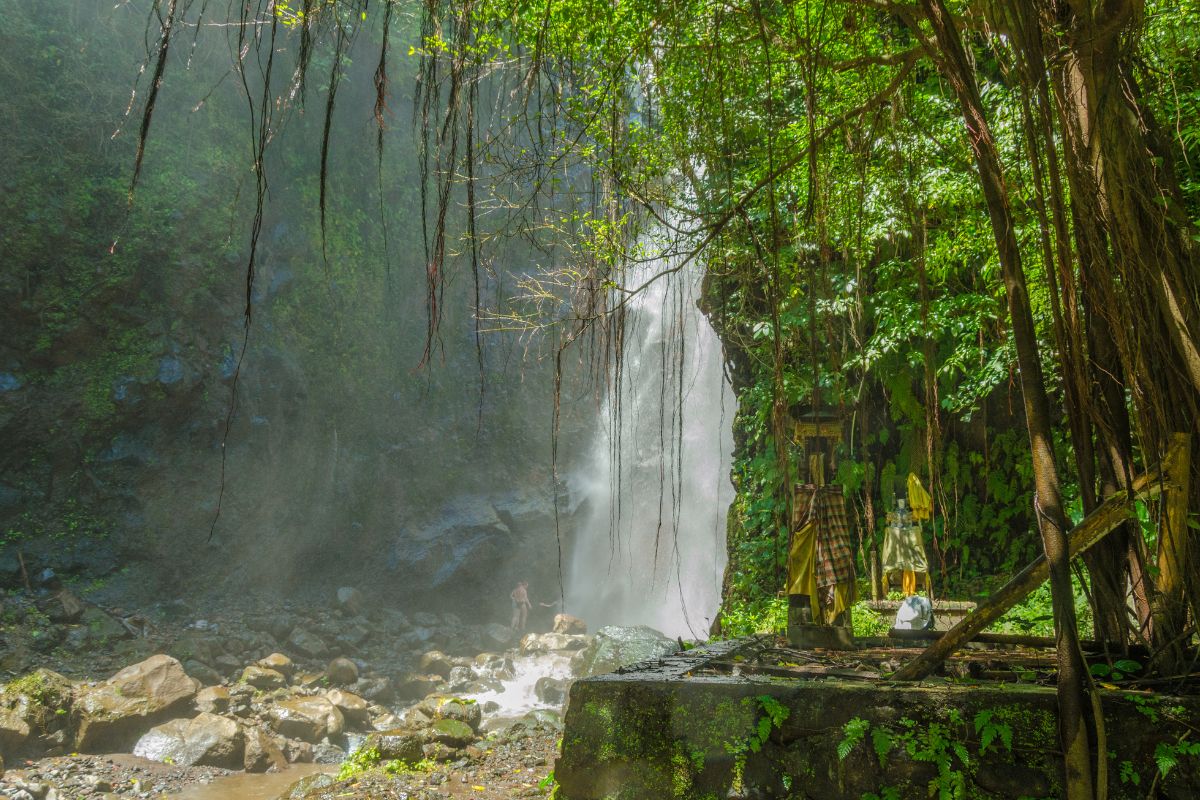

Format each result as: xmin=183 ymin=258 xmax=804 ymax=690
xmin=556 ymin=643 xmax=1200 ymax=799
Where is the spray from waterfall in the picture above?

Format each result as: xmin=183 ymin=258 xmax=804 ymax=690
xmin=565 ymin=257 xmax=735 ymax=639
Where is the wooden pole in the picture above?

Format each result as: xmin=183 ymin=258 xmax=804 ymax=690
xmin=892 ymin=444 xmax=1176 ymax=681
xmin=1153 ymin=433 xmax=1193 ymax=670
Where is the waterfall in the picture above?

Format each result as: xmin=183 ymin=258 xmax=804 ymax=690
xmin=565 ymin=257 xmax=735 ymax=639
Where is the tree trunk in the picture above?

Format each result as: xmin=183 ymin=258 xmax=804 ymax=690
xmin=915 ymin=2 xmax=1095 ymax=795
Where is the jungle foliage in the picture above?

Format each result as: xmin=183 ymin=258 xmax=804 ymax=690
xmin=65 ymin=1 xmax=1200 ymax=794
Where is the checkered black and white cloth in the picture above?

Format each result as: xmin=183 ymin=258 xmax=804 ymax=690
xmin=793 ymin=485 xmax=856 ymax=589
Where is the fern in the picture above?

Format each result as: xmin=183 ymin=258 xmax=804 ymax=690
xmin=838 ymin=717 xmax=870 ymax=761
xmin=870 ymin=726 xmax=894 ymax=767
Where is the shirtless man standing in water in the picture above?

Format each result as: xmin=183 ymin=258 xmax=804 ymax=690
xmin=510 ymin=581 xmax=532 ymax=633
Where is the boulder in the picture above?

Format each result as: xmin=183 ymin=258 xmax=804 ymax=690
xmin=370 ymin=712 xmax=403 ymax=731
xmin=194 ymin=687 xmax=231 ymax=715
xmin=351 ymin=676 xmax=394 ymax=704
xmin=521 ymin=632 xmax=587 ymax=654
xmin=418 ymin=651 xmax=455 ymax=678
xmin=553 ymin=614 xmax=587 ymax=635
xmin=287 ymin=628 xmax=328 ymax=659
xmin=325 ymin=689 xmax=369 ymax=727
xmin=363 ymin=729 xmax=424 ymax=763
xmin=243 ymin=725 xmax=287 ymax=773
xmin=78 ymin=608 xmax=131 ymax=642
xmin=417 ymin=695 xmax=482 ymax=732
xmin=131 ymin=713 xmax=243 ymax=768
xmin=335 ymin=624 xmax=370 ymax=649
xmin=534 ymin=676 xmax=571 ymax=706
xmin=335 ymin=587 xmax=363 ymax=616
xmin=0 ymin=669 xmax=74 ymax=759
xmin=285 ymin=773 xmax=338 ymax=798
xmin=428 ymin=718 xmax=475 ymax=748
xmin=168 ymin=633 xmax=223 ymax=667
xmin=393 ymin=673 xmax=441 ymax=702
xmin=446 ymin=666 xmax=475 ymax=691
xmin=74 ymin=655 xmax=201 ymax=752
xmin=399 ymin=705 xmax=434 ymax=730
xmin=422 ymin=741 xmax=461 ymax=762
xmin=325 ymin=657 xmax=358 ymax=686
xmin=283 ymin=738 xmax=314 ymax=764
xmin=312 ymin=741 xmax=346 ymax=764
xmin=390 ymin=501 xmax=511 ymax=598
xmin=267 ymin=697 xmax=344 ymax=743
xmin=570 ymin=625 xmax=678 ymax=677
xmin=240 ymin=665 xmax=287 ymax=691
xmin=46 ymin=590 xmax=86 ymax=624
xmin=182 ymin=660 xmax=223 ymax=688
xmin=257 ymin=652 xmax=294 ymax=676
xmin=520 ymin=708 xmax=563 ymax=730
xmin=482 ymin=623 xmax=515 ymax=649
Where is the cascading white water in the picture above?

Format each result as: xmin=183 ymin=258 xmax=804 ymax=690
xmin=565 ymin=257 xmax=735 ymax=639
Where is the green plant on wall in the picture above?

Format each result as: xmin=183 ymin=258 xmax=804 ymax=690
xmin=721 ymin=695 xmax=791 ymax=797
xmin=838 ymin=709 xmax=1013 ymax=800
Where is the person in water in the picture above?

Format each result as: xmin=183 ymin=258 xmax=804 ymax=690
xmin=510 ymin=580 xmax=532 ymax=633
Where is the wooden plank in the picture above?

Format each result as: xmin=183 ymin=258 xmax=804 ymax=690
xmin=892 ymin=445 xmax=1177 ymax=681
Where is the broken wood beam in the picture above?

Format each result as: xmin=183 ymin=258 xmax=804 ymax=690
xmin=892 ymin=439 xmax=1182 ymax=681
xmin=887 ymin=628 xmax=1153 ymax=657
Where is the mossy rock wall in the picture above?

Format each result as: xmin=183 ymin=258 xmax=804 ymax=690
xmin=556 ymin=647 xmax=1200 ymax=799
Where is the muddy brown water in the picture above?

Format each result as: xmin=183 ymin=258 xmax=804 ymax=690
xmin=167 ymin=764 xmax=334 ymax=800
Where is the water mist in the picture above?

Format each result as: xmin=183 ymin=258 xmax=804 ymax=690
xmin=565 ymin=257 xmax=735 ymax=639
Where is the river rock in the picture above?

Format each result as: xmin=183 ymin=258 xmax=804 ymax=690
xmin=284 ymin=738 xmax=314 ymax=764
xmin=267 ymin=697 xmax=344 ymax=743
xmin=351 ymin=675 xmax=394 ymax=704
xmin=46 ymin=590 xmax=86 ymax=624
xmin=534 ymin=676 xmax=571 ymax=706
xmin=553 ymin=614 xmax=587 ymax=635
xmin=482 ymin=622 xmax=515 ymax=649
xmin=422 ymin=741 xmax=461 ymax=762
xmin=335 ymin=587 xmax=363 ymax=616
xmin=325 ymin=689 xmax=369 ymax=726
xmin=418 ymin=650 xmax=455 ymax=678
xmin=243 ymin=725 xmax=287 ymax=773
xmin=570 ymin=625 xmax=678 ymax=677
xmin=394 ymin=673 xmax=441 ymax=701
xmin=257 ymin=652 xmax=294 ymax=676
xmin=370 ymin=712 xmax=402 ymax=731
xmin=521 ymin=632 xmax=587 ymax=654
xmin=74 ymin=655 xmax=201 ymax=752
xmin=287 ymin=628 xmax=328 ymax=659
xmin=194 ymin=686 xmax=231 ymax=715
xmin=520 ymin=708 xmax=563 ymax=730
xmin=363 ymin=729 xmax=424 ymax=763
xmin=335 ymin=623 xmax=371 ymax=649
xmin=131 ymin=712 xmax=244 ymax=768
xmin=182 ymin=660 xmax=222 ymax=688
xmin=428 ymin=718 xmax=475 ymax=748
xmin=325 ymin=657 xmax=358 ymax=686
xmin=0 ymin=669 xmax=74 ymax=759
xmin=418 ymin=695 xmax=482 ymax=732
xmin=241 ymin=665 xmax=287 ymax=690
xmin=313 ymin=741 xmax=346 ymax=764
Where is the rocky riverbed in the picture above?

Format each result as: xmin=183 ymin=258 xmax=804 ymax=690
xmin=0 ymin=581 xmax=682 ymax=799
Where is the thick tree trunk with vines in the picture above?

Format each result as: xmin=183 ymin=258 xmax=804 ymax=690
xmin=1033 ymin=0 xmax=1200 ymax=667
xmin=916 ymin=2 xmax=1096 ymax=795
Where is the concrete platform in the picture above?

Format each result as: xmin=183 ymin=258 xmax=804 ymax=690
xmin=555 ymin=638 xmax=1200 ymax=799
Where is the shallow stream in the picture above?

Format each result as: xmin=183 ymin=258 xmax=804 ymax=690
xmin=167 ymin=763 xmax=333 ymax=800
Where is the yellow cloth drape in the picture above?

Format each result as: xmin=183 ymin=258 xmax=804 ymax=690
xmin=788 ymin=519 xmax=856 ymax=625
xmin=787 ymin=521 xmax=819 ymax=614
xmin=907 ymin=472 xmax=933 ymax=521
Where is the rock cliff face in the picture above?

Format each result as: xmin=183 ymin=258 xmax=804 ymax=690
xmin=0 ymin=4 xmax=587 ymax=605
